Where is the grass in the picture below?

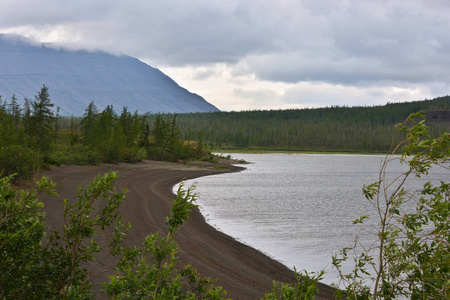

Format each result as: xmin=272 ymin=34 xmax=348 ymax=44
xmin=211 ymin=165 xmax=231 ymax=170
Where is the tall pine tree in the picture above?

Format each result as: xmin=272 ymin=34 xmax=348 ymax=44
xmin=29 ymin=85 xmax=55 ymax=158
xmin=80 ymin=101 xmax=99 ymax=148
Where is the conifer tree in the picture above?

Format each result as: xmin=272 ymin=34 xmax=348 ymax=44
xmin=22 ymin=98 xmax=32 ymax=136
xmin=69 ymin=115 xmax=79 ymax=147
xmin=8 ymin=94 xmax=22 ymax=133
xmin=0 ymin=96 xmax=11 ymax=146
xmin=80 ymin=101 xmax=99 ymax=147
xmin=29 ymin=85 xmax=55 ymax=157
xmin=54 ymin=107 xmax=60 ymax=146
xmin=151 ymin=114 xmax=169 ymax=160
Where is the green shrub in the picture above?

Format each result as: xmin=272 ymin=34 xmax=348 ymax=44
xmin=0 ymin=145 xmax=39 ymax=181
xmin=47 ymin=146 xmax=102 ymax=166
xmin=332 ymin=112 xmax=450 ymax=299
xmin=120 ymin=147 xmax=147 ymax=163
xmin=0 ymin=173 xmax=228 ymax=299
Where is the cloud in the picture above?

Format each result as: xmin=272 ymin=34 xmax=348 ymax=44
xmin=0 ymin=1 xmax=284 ymax=63
xmin=231 ymin=0 xmax=450 ymax=86
xmin=281 ymin=82 xmax=428 ymax=108
xmin=1 ymin=0 xmax=449 ymax=110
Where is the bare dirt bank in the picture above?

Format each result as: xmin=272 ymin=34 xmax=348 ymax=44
xmin=41 ymin=159 xmax=335 ymax=299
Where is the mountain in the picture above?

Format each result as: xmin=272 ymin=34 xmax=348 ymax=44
xmin=0 ymin=34 xmax=219 ymax=116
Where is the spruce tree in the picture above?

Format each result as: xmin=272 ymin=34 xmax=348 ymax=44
xmin=29 ymin=85 xmax=55 ymax=157
xmin=8 ymin=94 xmax=22 ymax=133
xmin=80 ymin=101 xmax=99 ymax=147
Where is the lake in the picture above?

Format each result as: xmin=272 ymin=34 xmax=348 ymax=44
xmin=175 ymin=153 xmax=448 ymax=285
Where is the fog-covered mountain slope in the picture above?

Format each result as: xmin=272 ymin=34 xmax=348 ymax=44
xmin=0 ymin=34 xmax=219 ymax=115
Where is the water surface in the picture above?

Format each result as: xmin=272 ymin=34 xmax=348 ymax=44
xmin=176 ymin=153 xmax=448 ymax=285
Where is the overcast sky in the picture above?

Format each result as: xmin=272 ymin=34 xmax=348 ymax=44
xmin=1 ymin=0 xmax=449 ymax=111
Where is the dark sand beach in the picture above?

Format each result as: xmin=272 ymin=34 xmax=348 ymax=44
xmin=40 ymin=159 xmax=335 ymax=299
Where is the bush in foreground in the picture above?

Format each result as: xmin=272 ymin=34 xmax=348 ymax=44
xmin=332 ymin=112 xmax=449 ymax=299
xmin=0 ymin=144 xmax=39 ymax=181
xmin=0 ymin=173 xmax=229 ymax=299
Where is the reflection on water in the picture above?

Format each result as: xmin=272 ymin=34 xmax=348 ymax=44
xmin=175 ymin=153 xmax=448 ymax=285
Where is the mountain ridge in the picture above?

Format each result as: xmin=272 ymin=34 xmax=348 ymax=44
xmin=0 ymin=34 xmax=219 ymax=116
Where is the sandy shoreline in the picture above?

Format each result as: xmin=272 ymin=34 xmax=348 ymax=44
xmin=40 ymin=159 xmax=335 ymax=299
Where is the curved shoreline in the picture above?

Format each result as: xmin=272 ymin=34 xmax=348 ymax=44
xmin=41 ymin=160 xmax=335 ymax=299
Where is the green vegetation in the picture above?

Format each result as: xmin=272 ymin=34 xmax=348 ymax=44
xmin=5 ymin=87 xmax=446 ymax=175
xmin=265 ymin=268 xmax=324 ymax=300
xmin=154 ymin=96 xmax=449 ymax=152
xmin=333 ymin=112 xmax=449 ymax=299
xmin=0 ymin=86 xmax=212 ymax=180
xmin=0 ymin=86 xmax=448 ymax=299
xmin=0 ymin=172 xmax=227 ymax=298
xmin=1 ymin=112 xmax=447 ymax=299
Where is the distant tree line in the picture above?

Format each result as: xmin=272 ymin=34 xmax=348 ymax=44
xmin=154 ymin=96 xmax=449 ymax=152
xmin=57 ymin=96 xmax=449 ymax=153
xmin=0 ymin=85 xmax=212 ymax=181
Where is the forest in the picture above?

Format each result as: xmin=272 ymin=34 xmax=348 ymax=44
xmin=1 ymin=85 xmax=449 ymax=180
xmin=45 ymin=96 xmax=450 ymax=154
xmin=160 ymin=96 xmax=450 ymax=152
xmin=0 ymin=85 xmax=212 ymax=181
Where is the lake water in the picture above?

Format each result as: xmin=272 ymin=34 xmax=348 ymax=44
xmin=174 ymin=153 xmax=448 ymax=285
